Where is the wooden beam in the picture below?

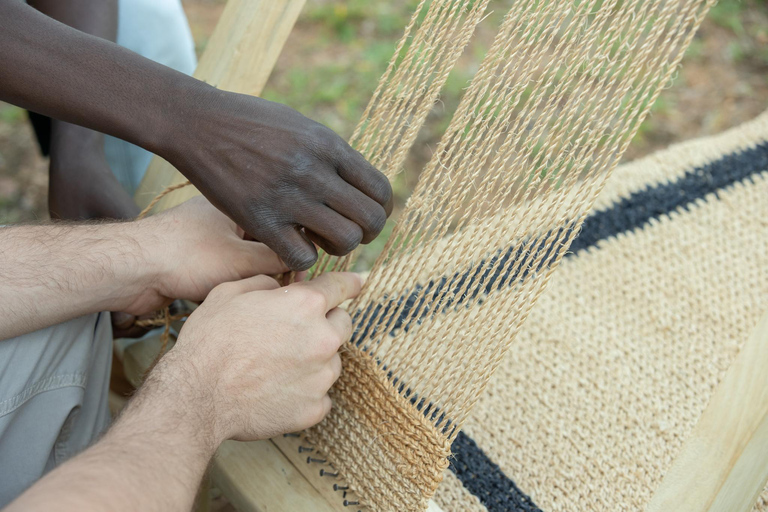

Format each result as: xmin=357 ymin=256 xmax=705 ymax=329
xmin=206 ymin=433 xmax=449 ymax=512
xmin=134 ymin=0 xmax=306 ymax=211
xmin=646 ymin=312 xmax=768 ymax=512
xmin=213 ymin=440 xmax=339 ymax=512
xmin=271 ymin=433 xmax=444 ymax=511
xmin=271 ymin=435 xmax=361 ymax=509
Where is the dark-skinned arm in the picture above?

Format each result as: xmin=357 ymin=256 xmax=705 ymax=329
xmin=27 ymin=0 xmax=140 ymax=222
xmin=0 ymin=0 xmax=392 ymax=270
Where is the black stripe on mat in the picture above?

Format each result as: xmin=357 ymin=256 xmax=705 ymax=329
xmin=448 ymin=140 xmax=768 ymax=511
xmin=450 ymin=431 xmax=542 ymax=512
xmin=570 ymin=140 xmax=768 ymax=254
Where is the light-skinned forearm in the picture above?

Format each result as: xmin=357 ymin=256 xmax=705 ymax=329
xmin=2 ymin=268 xmax=364 ymax=512
xmin=3 ymin=354 xmax=217 ymax=512
xmin=0 ymin=197 xmax=294 ymax=340
xmin=0 ymin=0 xmax=202 ymax=160
xmin=0 ymin=222 xmax=158 ymax=340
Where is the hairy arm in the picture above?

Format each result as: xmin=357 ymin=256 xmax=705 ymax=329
xmin=4 ymin=272 xmax=361 ymax=512
xmin=0 ymin=197 xmax=290 ymax=341
xmin=0 ymin=222 xmax=155 ymax=339
xmin=3 ymin=366 xmax=215 ymax=512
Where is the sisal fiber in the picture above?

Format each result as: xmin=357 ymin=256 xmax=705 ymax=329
xmin=302 ymin=0 xmax=717 ymax=510
xmin=314 ymin=0 xmax=493 ymax=275
xmin=435 ymin=110 xmax=768 ymax=511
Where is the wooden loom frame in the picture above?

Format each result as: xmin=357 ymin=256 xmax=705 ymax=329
xmin=130 ymin=1 xmax=768 ymax=511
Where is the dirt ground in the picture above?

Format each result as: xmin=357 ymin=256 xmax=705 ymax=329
xmin=1 ymin=0 xmax=766 ymax=226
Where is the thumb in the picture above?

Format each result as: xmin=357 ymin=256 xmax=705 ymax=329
xmin=211 ymin=275 xmax=282 ymax=300
xmin=234 ymin=241 xmax=291 ymax=277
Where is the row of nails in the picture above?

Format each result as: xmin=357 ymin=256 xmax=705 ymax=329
xmin=285 ymin=434 xmax=363 ymax=510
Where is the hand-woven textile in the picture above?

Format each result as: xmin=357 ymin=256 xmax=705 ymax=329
xmin=303 ymin=0 xmax=717 ymax=510
xmin=433 ymin=110 xmax=768 ymax=512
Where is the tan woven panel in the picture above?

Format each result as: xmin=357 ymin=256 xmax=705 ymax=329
xmin=305 ymin=1 xmax=715 ymax=509
xmin=461 ymin=145 xmax=768 ymax=509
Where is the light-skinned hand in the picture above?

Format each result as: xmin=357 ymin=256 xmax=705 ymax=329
xmin=117 ymin=196 xmax=290 ymax=316
xmin=150 ymin=272 xmax=363 ymax=444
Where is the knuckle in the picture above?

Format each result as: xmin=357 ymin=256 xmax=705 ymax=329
xmin=305 ymin=124 xmax=340 ymax=156
xmin=282 ymin=242 xmax=317 ymax=271
xmin=341 ymin=314 xmax=353 ymax=337
xmin=206 ymin=286 xmax=226 ymax=303
xmin=374 ymin=175 xmax=393 ymax=205
xmin=292 ymin=250 xmax=318 ymax=271
xmin=244 ymin=198 xmax=288 ymax=234
xmin=334 ymin=226 xmax=364 ymax=255
xmin=323 ymin=367 xmax=338 ymax=389
xmin=316 ymin=125 xmax=341 ymax=148
xmin=331 ymin=355 xmax=343 ymax=380
xmin=362 ymin=207 xmax=387 ymax=235
xmin=284 ymin=153 xmax=317 ymax=181
xmin=299 ymin=401 xmax=328 ymax=429
xmin=331 ymin=136 xmax=352 ymax=157
xmin=298 ymin=287 xmax=327 ymax=312
xmin=312 ymin=402 xmax=329 ymax=425
xmin=316 ymin=332 xmax=341 ymax=357
xmin=332 ymin=306 xmax=352 ymax=328
xmin=254 ymin=275 xmax=280 ymax=290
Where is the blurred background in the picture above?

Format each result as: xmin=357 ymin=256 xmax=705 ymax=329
xmin=1 ymin=0 xmax=767 ymax=248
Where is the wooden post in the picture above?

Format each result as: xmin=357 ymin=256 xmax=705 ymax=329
xmin=646 ymin=312 xmax=768 ymax=512
xmin=134 ymin=0 xmax=306 ymax=211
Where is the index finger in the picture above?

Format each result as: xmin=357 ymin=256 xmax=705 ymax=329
xmin=302 ymin=272 xmax=363 ymax=312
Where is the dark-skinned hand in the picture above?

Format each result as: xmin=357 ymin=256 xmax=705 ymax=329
xmin=167 ymin=90 xmax=393 ymax=271
xmin=2 ymin=1 xmax=393 ymax=271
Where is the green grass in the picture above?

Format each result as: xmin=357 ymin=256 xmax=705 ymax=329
xmin=0 ymin=105 xmax=25 ymax=125
xmin=262 ymin=2 xmax=421 ymax=137
xmin=709 ymin=0 xmax=748 ymax=36
xmin=709 ymin=0 xmax=768 ymax=67
xmin=685 ymin=37 xmax=705 ymax=60
xmin=305 ymin=1 xmax=414 ymax=42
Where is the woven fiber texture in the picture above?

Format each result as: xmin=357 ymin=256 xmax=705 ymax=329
xmin=305 ymin=345 xmax=453 ymax=510
xmin=304 ymin=0 xmax=715 ymax=510
xmin=446 ymin=111 xmax=768 ymax=511
xmin=314 ymin=0 xmax=491 ymax=275
xmin=434 ymin=470 xmax=488 ymax=512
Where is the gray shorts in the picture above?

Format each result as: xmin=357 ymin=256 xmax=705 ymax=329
xmin=0 ymin=314 xmax=112 ymax=507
